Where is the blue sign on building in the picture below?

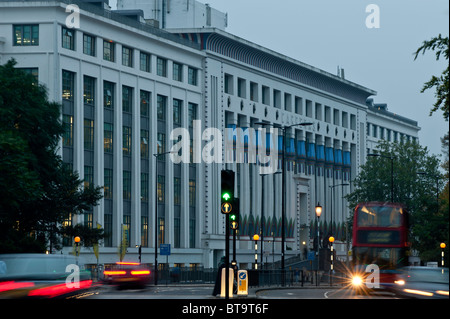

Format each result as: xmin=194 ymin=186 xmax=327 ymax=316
xmin=160 ymin=244 xmax=171 ymax=256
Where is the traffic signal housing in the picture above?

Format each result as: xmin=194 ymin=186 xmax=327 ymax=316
xmin=221 ymin=170 xmax=235 ymax=204
xmin=229 ymin=198 xmax=239 ymax=230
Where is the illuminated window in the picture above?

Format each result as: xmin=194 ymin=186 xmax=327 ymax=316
xmin=103 ymin=40 xmax=115 ymax=62
xmin=13 ymin=25 xmax=39 ymax=46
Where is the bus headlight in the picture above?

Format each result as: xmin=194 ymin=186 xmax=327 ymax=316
xmin=352 ymin=275 xmax=363 ymax=287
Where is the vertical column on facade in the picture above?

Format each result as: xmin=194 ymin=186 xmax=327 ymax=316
xmin=332 ymin=138 xmax=342 ymax=239
xmin=285 ymin=126 xmax=296 ymax=246
xmin=94 ymin=75 xmax=104 ymax=235
xmin=114 ymin=82 xmax=123 ymax=248
xmin=73 ymin=68 xmax=84 ymax=226
xmin=131 ymin=80 xmax=141 ymax=248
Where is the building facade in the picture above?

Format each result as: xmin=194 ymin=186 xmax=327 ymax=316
xmin=0 ymin=0 xmax=420 ymax=269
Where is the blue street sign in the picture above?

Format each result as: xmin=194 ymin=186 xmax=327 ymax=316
xmin=160 ymin=244 xmax=171 ymax=256
xmin=307 ymin=251 xmax=315 ymax=261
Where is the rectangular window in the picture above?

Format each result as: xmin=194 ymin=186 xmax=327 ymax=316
xmin=173 ymin=62 xmax=183 ymax=82
xmin=83 ymin=34 xmax=96 ymax=56
xmin=104 ymin=168 xmax=113 ymax=199
xmin=13 ymin=24 xmax=39 ymax=46
xmin=140 ymin=52 xmax=151 ymax=73
xmin=140 ymin=129 xmax=149 ymax=158
xmin=83 ymin=76 xmax=95 ymax=105
xmin=62 ymin=27 xmax=75 ymax=50
xmin=104 ymin=123 xmax=113 ymax=153
xmin=189 ymin=180 xmax=196 ymax=207
xmin=157 ymin=133 xmax=165 ymax=155
xmin=173 ymin=99 xmax=182 ymax=126
xmin=122 ymin=46 xmax=133 ymax=67
xmin=122 ymin=85 xmax=133 ymax=113
xmin=140 ymin=90 xmax=150 ymax=117
xmin=62 ymin=70 xmax=75 ymax=101
xmin=123 ymin=126 xmax=132 ymax=156
xmin=174 ymin=177 xmax=181 ymax=205
xmin=123 ymin=170 xmax=131 ymax=200
xmin=157 ymin=57 xmax=167 ymax=77
xmin=188 ymin=67 xmax=198 ymax=86
xmin=188 ymin=103 xmax=197 ymax=128
xmin=62 ymin=115 xmax=73 ymax=147
xmin=141 ymin=173 xmax=149 ymax=202
xmin=103 ymin=40 xmax=115 ymax=62
xmin=224 ymin=73 xmax=233 ymax=94
xmin=157 ymin=95 xmax=166 ymax=121
xmin=84 ymin=119 xmax=94 ymax=150
xmin=141 ymin=216 xmax=148 ymax=247
xmin=157 ymin=175 xmax=165 ymax=203
xmin=104 ymin=81 xmax=115 ymax=109
xmin=84 ymin=166 xmax=93 ymax=189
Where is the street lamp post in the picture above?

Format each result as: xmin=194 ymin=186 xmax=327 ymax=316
xmin=255 ymin=121 xmax=313 ymax=286
xmin=368 ymin=153 xmax=394 ymax=202
xmin=153 ymin=150 xmax=175 ymax=286
xmin=315 ymin=203 xmax=322 ymax=286
xmin=328 ymin=183 xmax=349 ymax=237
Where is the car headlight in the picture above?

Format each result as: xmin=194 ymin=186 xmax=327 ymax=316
xmin=394 ymin=279 xmax=405 ymax=285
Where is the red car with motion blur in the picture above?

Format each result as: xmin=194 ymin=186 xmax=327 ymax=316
xmin=103 ymin=262 xmax=152 ymax=289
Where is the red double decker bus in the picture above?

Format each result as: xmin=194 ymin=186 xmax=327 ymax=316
xmin=351 ymin=202 xmax=410 ymax=291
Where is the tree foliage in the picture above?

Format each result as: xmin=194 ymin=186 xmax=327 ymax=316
xmin=414 ymin=34 xmax=449 ymax=121
xmin=346 ymin=140 xmax=447 ymax=263
xmin=0 ymin=59 xmax=103 ymax=253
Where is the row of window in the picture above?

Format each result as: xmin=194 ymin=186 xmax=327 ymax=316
xmin=59 ymin=26 xmax=199 ymax=85
xmin=367 ymin=122 xmax=417 ymax=143
xmin=224 ymin=73 xmax=357 ymax=130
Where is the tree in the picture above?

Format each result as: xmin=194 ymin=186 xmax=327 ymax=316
xmin=0 ymin=59 xmax=103 ymax=253
xmin=414 ymin=34 xmax=449 ymax=121
xmin=346 ymin=140 xmax=447 ymax=262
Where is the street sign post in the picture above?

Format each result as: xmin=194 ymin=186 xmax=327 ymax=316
xmin=237 ymin=270 xmax=248 ymax=296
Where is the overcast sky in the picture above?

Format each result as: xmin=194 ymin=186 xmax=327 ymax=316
xmin=112 ymin=0 xmax=449 ymax=157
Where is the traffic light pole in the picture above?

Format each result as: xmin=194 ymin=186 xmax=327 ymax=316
xmin=225 ymin=213 xmax=230 ymax=300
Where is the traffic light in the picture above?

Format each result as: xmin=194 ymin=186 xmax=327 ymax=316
xmin=221 ymin=170 xmax=235 ymax=203
xmin=229 ymin=198 xmax=239 ymax=230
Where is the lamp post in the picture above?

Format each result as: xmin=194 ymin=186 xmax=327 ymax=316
xmin=367 ymin=153 xmax=394 ymax=202
xmin=255 ymin=121 xmax=313 ymax=285
xmin=253 ymin=234 xmax=260 ymax=270
xmin=315 ymin=203 xmax=322 ymax=286
xmin=74 ymin=236 xmax=81 ymax=265
xmin=328 ymin=183 xmax=349 ymax=238
xmin=153 ymin=149 xmax=175 ymax=286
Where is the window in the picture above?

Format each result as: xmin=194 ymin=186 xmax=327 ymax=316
xmin=189 ymin=180 xmax=196 ymax=207
xmin=123 ymin=126 xmax=132 ymax=156
xmin=188 ymin=67 xmax=198 ymax=86
xmin=157 ymin=95 xmax=166 ymax=121
xmin=140 ymin=90 xmax=150 ymax=117
xmin=62 ymin=70 xmax=75 ymax=101
xmin=157 ymin=57 xmax=167 ymax=77
xmin=84 ymin=119 xmax=94 ymax=150
xmin=83 ymin=34 xmax=96 ymax=56
xmin=83 ymin=76 xmax=95 ymax=105
xmin=262 ymin=86 xmax=270 ymax=105
xmin=104 ymin=168 xmax=113 ymax=199
xmin=140 ymin=129 xmax=149 ymax=158
xmin=84 ymin=166 xmax=93 ymax=189
xmin=122 ymin=46 xmax=133 ymax=67
xmin=13 ymin=25 xmax=39 ymax=46
xmin=122 ymin=86 xmax=133 ymax=113
xmin=173 ymin=99 xmax=182 ymax=125
xmin=250 ymin=82 xmax=258 ymax=102
xmin=174 ymin=177 xmax=181 ymax=205
xmin=141 ymin=216 xmax=148 ymax=247
xmin=188 ymin=103 xmax=197 ymax=128
xmin=237 ymin=78 xmax=246 ymax=98
xmin=123 ymin=171 xmax=131 ymax=200
xmin=103 ymin=40 xmax=115 ymax=62
xmin=141 ymin=173 xmax=149 ymax=202
xmin=224 ymin=74 xmax=233 ymax=94
xmin=140 ymin=52 xmax=151 ymax=73
xmin=104 ymin=81 xmax=115 ymax=108
xmin=157 ymin=133 xmax=166 ymax=154
xmin=62 ymin=115 xmax=73 ymax=147
xmin=157 ymin=175 xmax=165 ymax=202
xmin=62 ymin=27 xmax=75 ymax=50
xmin=19 ymin=68 xmax=39 ymax=83
xmin=173 ymin=62 xmax=183 ymax=82
xmin=104 ymin=123 xmax=113 ymax=153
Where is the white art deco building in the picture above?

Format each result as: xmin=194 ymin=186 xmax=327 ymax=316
xmin=0 ymin=0 xmax=420 ymax=269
